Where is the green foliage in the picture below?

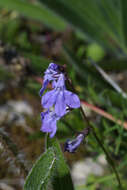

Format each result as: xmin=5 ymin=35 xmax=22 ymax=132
xmin=24 ymin=148 xmax=56 ymax=190
xmin=24 ymin=136 xmax=74 ymax=190
xmin=25 ymin=79 xmax=41 ymax=95
xmin=46 ymin=136 xmax=75 ymax=190
xmin=62 ymin=46 xmax=110 ymax=89
xmin=98 ymin=58 xmax=127 ymax=72
xmin=120 ymin=0 xmax=127 ymax=47
xmin=38 ymin=0 xmax=127 ymax=54
xmin=0 ymin=0 xmax=66 ymax=30
xmin=1 ymin=0 xmax=127 ymax=189
xmin=86 ymin=43 xmax=105 ymax=62
xmin=24 ymin=53 xmax=50 ymax=74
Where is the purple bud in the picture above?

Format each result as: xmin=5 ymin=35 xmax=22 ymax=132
xmin=64 ymin=133 xmax=84 ymax=153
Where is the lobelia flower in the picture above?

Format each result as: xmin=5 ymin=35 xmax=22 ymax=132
xmin=39 ymin=63 xmax=60 ymax=96
xmin=42 ymin=73 xmax=80 ymax=117
xmin=64 ymin=133 xmax=85 ymax=153
xmin=40 ymin=110 xmax=61 ymax=138
xmin=40 ymin=62 xmax=81 ymax=138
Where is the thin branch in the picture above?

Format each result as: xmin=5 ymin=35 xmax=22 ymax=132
xmin=81 ymin=100 xmax=127 ymax=129
xmin=80 ymin=106 xmax=122 ymax=189
xmin=66 ymin=76 xmax=123 ymax=189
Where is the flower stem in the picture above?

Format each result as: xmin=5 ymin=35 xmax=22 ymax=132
xmin=80 ymin=107 xmax=122 ymax=189
xmin=66 ymin=76 xmax=122 ymax=189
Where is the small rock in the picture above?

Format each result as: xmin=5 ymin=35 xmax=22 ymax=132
xmin=7 ymin=100 xmax=33 ymax=115
xmin=71 ymin=157 xmax=107 ymax=185
xmin=0 ymin=183 xmax=14 ymax=190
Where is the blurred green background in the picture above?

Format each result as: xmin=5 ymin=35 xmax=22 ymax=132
xmin=1 ymin=0 xmax=127 ymax=189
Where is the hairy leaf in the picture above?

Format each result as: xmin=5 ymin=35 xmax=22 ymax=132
xmin=24 ymin=148 xmax=56 ymax=190
xmin=46 ymin=136 xmax=74 ymax=190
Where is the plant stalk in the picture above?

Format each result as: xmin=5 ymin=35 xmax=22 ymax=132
xmin=66 ymin=75 xmax=122 ymax=188
xmin=80 ymin=107 xmax=122 ymax=188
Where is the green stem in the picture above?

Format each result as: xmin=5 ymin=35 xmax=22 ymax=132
xmin=66 ymin=76 xmax=122 ymax=189
xmin=80 ymin=107 xmax=122 ymax=189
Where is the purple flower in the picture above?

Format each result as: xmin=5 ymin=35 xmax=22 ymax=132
xmin=64 ymin=134 xmax=84 ymax=153
xmin=40 ymin=63 xmax=81 ymax=138
xmin=40 ymin=63 xmax=59 ymax=96
xmin=40 ymin=110 xmax=61 ymax=138
xmin=42 ymin=73 xmax=80 ymax=117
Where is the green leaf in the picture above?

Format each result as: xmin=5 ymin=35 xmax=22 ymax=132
xmin=24 ymin=148 xmax=56 ymax=190
xmin=46 ymin=136 xmax=75 ymax=190
xmin=120 ymin=0 xmax=127 ymax=47
xmin=0 ymin=0 xmax=66 ymax=31
xmin=23 ymin=53 xmax=51 ymax=74
xmin=99 ymin=0 xmax=124 ymax=44
xmin=104 ymin=90 xmax=127 ymax=108
xmin=62 ymin=46 xmax=110 ymax=88
xmin=39 ymin=0 xmax=126 ymax=54
xmin=98 ymin=58 xmax=127 ymax=72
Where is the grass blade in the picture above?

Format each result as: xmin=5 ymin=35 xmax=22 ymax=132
xmin=0 ymin=0 xmax=66 ymax=30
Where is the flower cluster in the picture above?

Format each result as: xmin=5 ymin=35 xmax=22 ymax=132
xmin=40 ymin=63 xmax=80 ymax=138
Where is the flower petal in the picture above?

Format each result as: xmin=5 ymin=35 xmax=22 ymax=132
xmin=55 ymin=73 xmax=65 ymax=88
xmin=65 ymin=90 xmax=80 ymax=108
xmin=52 ymin=80 xmax=57 ymax=88
xmin=40 ymin=114 xmax=52 ymax=133
xmin=39 ymin=80 xmax=49 ymax=96
xmin=40 ymin=115 xmax=57 ymax=138
xmin=55 ymin=91 xmax=66 ymax=116
xmin=49 ymin=121 xmax=57 ymax=138
xmin=41 ymin=110 xmax=49 ymax=121
xmin=41 ymin=89 xmax=58 ymax=108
